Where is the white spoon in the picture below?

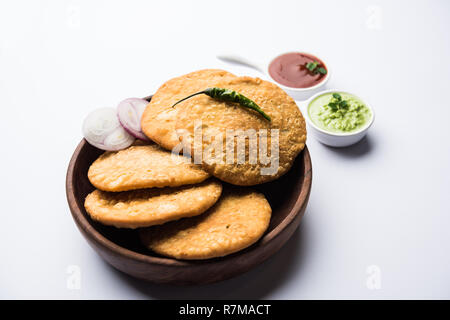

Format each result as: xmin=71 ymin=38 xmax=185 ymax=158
xmin=216 ymin=53 xmax=267 ymax=75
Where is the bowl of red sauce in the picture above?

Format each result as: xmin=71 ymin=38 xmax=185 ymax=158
xmin=268 ymin=52 xmax=330 ymax=101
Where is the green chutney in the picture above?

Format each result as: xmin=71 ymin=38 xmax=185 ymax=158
xmin=308 ymin=92 xmax=372 ymax=133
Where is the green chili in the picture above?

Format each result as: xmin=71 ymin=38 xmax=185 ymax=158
xmin=172 ymin=87 xmax=271 ymax=121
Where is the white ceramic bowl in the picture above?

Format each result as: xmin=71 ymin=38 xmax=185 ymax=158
xmin=299 ymin=89 xmax=375 ymax=147
xmin=217 ymin=51 xmax=330 ymax=101
xmin=267 ymin=51 xmax=331 ymax=101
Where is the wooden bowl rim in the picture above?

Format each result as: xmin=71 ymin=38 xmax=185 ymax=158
xmin=66 ymin=139 xmax=312 ymax=267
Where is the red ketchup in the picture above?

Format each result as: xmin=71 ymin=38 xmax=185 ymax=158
xmin=268 ymin=52 xmax=327 ymax=88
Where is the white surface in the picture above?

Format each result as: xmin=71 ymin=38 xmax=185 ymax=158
xmin=1 ymin=0 xmax=449 ymax=299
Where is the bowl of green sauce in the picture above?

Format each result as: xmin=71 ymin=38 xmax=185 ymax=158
xmin=303 ymin=90 xmax=374 ymax=147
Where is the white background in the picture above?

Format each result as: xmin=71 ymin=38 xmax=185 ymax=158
xmin=1 ymin=0 xmax=449 ymax=299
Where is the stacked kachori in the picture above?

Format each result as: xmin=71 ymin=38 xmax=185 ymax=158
xmin=84 ymin=69 xmax=306 ymax=260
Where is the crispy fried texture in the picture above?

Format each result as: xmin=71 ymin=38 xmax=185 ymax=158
xmin=175 ymin=76 xmax=307 ymax=185
xmin=139 ymin=188 xmax=271 ymax=259
xmin=88 ymin=144 xmax=210 ymax=192
xmin=84 ymin=179 xmax=222 ymax=229
xmin=141 ymin=69 xmax=236 ymax=150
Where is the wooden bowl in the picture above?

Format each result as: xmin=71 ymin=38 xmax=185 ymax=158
xmin=66 ymin=118 xmax=312 ymax=285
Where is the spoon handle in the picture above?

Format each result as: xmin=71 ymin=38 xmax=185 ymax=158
xmin=216 ymin=53 xmax=266 ymax=74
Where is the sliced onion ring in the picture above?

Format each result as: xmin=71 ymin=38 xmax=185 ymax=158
xmin=103 ymin=126 xmax=136 ymax=150
xmin=117 ymin=98 xmax=149 ymax=141
xmin=82 ymin=107 xmax=135 ymax=151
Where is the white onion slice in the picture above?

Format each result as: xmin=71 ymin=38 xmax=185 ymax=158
xmin=117 ymin=98 xmax=149 ymax=141
xmin=103 ymin=126 xmax=136 ymax=150
xmin=82 ymin=107 xmax=135 ymax=151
